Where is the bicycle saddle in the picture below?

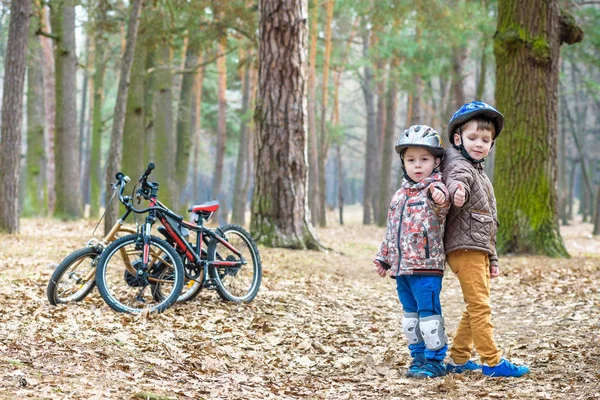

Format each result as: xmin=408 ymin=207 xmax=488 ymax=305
xmin=188 ymin=201 xmax=220 ymax=213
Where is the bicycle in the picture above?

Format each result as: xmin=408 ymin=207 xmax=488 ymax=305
xmin=96 ymin=163 xmax=262 ymax=313
xmin=46 ymin=177 xmax=137 ymax=306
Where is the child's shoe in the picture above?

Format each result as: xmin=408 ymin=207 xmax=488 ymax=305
xmin=413 ymin=360 xmax=446 ymax=379
xmin=446 ymin=359 xmax=481 ymax=374
xmin=482 ymin=358 xmax=530 ymax=377
xmin=405 ymin=354 xmax=425 ymax=378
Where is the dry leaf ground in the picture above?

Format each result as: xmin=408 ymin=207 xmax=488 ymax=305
xmin=1 ymin=207 xmax=599 ymax=399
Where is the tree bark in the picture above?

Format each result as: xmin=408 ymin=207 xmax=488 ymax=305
xmin=594 ymin=185 xmax=600 ymax=235
xmin=558 ymin=85 xmax=568 ymax=225
xmin=51 ymin=0 xmax=82 ymax=220
xmin=307 ymin=0 xmax=320 ymax=226
xmin=493 ymin=0 xmax=582 ymax=256
xmin=25 ymin=6 xmax=46 ymax=217
xmin=475 ymin=40 xmax=488 ymax=100
xmin=372 ymin=56 xmax=387 ymax=222
xmin=79 ymin=37 xmax=90 ymax=194
xmin=192 ymin=52 xmax=206 ymax=203
xmin=0 ymin=0 xmax=30 ymax=233
xmin=377 ymin=58 xmax=399 ymax=227
xmin=361 ymin=29 xmax=377 ymax=225
xmin=251 ymin=0 xmax=321 ymax=249
xmin=103 ymin=0 xmax=144 ymax=233
xmin=212 ymin=36 xmax=228 ymax=206
xmin=40 ymin=5 xmax=56 ymax=215
xmin=175 ymin=38 xmax=200 ymax=213
xmin=232 ymin=47 xmax=253 ymax=225
xmin=89 ymin=1 xmax=108 ymax=218
xmin=153 ymin=33 xmax=175 ymax=207
xmin=122 ymin=8 xmax=147 ymax=184
xmin=317 ymin=0 xmax=334 ymax=227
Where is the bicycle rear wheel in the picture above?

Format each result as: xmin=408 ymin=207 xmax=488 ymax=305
xmin=47 ymin=247 xmax=101 ymax=305
xmin=207 ymin=224 xmax=262 ymax=302
xmin=96 ymin=234 xmax=184 ymax=313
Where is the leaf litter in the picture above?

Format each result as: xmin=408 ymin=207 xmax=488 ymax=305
xmin=0 ymin=217 xmax=598 ymax=399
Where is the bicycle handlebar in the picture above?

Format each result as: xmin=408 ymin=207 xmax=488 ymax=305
xmin=113 ymin=165 xmax=183 ymax=221
xmin=140 ymin=162 xmax=155 ymax=183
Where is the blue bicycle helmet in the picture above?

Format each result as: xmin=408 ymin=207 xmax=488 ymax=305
xmin=447 ymin=101 xmax=504 ymax=164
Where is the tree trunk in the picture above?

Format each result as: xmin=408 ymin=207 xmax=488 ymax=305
xmin=232 ymin=47 xmax=252 ymax=226
xmin=593 ymin=185 xmax=600 ymax=235
xmin=377 ymin=58 xmax=399 ymax=227
xmin=0 ymin=0 xmax=30 ymax=233
xmin=25 ymin=9 xmax=46 ymax=217
xmin=567 ymin=159 xmax=577 ymax=221
xmin=336 ymin=144 xmax=344 ymax=225
xmin=103 ymin=0 xmax=144 ymax=233
xmin=307 ymin=0 xmax=320 ymax=226
xmin=192 ymin=52 xmax=206 ymax=203
xmin=144 ymin=45 xmax=156 ymax=162
xmin=213 ymin=36 xmax=228 ymax=206
xmin=40 ymin=5 xmax=56 ymax=215
xmin=372 ymin=56 xmax=387 ymax=222
xmin=79 ymin=38 xmax=91 ymax=210
xmin=317 ymin=0 xmax=334 ymax=228
xmin=81 ymin=35 xmax=94 ymax=213
xmin=175 ymin=38 xmax=200 ymax=213
xmin=122 ymin=9 xmax=147 ymax=184
xmin=153 ymin=35 xmax=175 ymax=207
xmin=251 ymin=0 xmax=321 ymax=249
xmin=361 ymin=30 xmax=377 ymax=225
xmin=51 ymin=0 xmax=81 ymax=220
xmin=475 ymin=40 xmax=488 ymax=100
xmin=493 ymin=0 xmax=582 ymax=256
xmin=558 ymin=86 xmax=568 ymax=225
xmin=451 ymin=46 xmax=466 ymax=111
xmin=89 ymin=1 xmax=108 ymax=218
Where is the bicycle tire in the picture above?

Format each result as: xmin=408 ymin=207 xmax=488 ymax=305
xmin=207 ymin=224 xmax=262 ymax=302
xmin=47 ymin=247 xmax=101 ymax=305
xmin=96 ymin=234 xmax=184 ymax=313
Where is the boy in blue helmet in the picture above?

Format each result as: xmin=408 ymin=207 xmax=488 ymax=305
xmin=442 ymin=101 xmax=530 ymax=378
xmin=373 ymin=125 xmax=451 ymax=379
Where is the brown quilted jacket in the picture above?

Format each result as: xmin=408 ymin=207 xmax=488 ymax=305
xmin=440 ymin=147 xmax=499 ymax=267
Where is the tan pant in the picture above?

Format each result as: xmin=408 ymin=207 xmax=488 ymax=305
xmin=447 ymin=249 xmax=502 ymax=366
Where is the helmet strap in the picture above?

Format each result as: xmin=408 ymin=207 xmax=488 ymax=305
xmin=399 ymin=155 xmax=417 ymax=184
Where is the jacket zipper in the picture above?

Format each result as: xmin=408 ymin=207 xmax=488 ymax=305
xmin=396 ymin=199 xmax=407 ymax=262
xmin=424 ymin=229 xmax=430 ymax=259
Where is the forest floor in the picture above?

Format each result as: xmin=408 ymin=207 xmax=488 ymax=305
xmin=0 ymin=206 xmax=599 ymax=399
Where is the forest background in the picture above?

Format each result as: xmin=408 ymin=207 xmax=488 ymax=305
xmin=1 ymin=1 xmax=600 ymax=399
xmin=0 ymin=0 xmax=599 ymax=248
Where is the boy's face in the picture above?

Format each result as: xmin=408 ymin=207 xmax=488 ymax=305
xmin=453 ymin=122 xmax=494 ymax=161
xmin=403 ymin=147 xmax=440 ymax=182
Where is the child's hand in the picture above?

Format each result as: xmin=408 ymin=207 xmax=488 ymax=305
xmin=490 ymin=264 xmax=499 ymax=279
xmin=373 ymin=259 xmax=388 ymax=278
xmin=429 ymin=185 xmax=446 ymax=204
xmin=454 ymin=183 xmax=466 ymax=207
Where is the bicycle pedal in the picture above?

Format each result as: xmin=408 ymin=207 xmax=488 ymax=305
xmin=204 ymin=279 xmax=217 ymax=290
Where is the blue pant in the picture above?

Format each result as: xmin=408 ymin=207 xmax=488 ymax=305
xmin=396 ymin=275 xmax=447 ymax=361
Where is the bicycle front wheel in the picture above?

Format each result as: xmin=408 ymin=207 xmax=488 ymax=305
xmin=47 ymin=247 xmax=101 ymax=305
xmin=208 ymin=224 xmax=262 ymax=302
xmin=96 ymin=234 xmax=184 ymax=313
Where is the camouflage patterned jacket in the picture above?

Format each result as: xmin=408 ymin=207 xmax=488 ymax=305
xmin=376 ymin=173 xmax=450 ymax=277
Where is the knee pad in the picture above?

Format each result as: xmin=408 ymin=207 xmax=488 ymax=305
xmin=419 ymin=315 xmax=448 ymax=350
xmin=402 ymin=313 xmax=423 ymax=345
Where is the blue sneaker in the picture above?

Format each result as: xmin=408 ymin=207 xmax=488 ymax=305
xmin=482 ymin=358 xmax=530 ymax=377
xmin=405 ymin=354 xmax=425 ymax=378
xmin=413 ymin=360 xmax=446 ymax=379
xmin=446 ymin=359 xmax=481 ymax=374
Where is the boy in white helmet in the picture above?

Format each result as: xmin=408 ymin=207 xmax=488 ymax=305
xmin=373 ymin=125 xmax=450 ymax=379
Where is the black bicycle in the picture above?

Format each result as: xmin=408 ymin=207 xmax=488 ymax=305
xmin=95 ymin=163 xmax=262 ymax=313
